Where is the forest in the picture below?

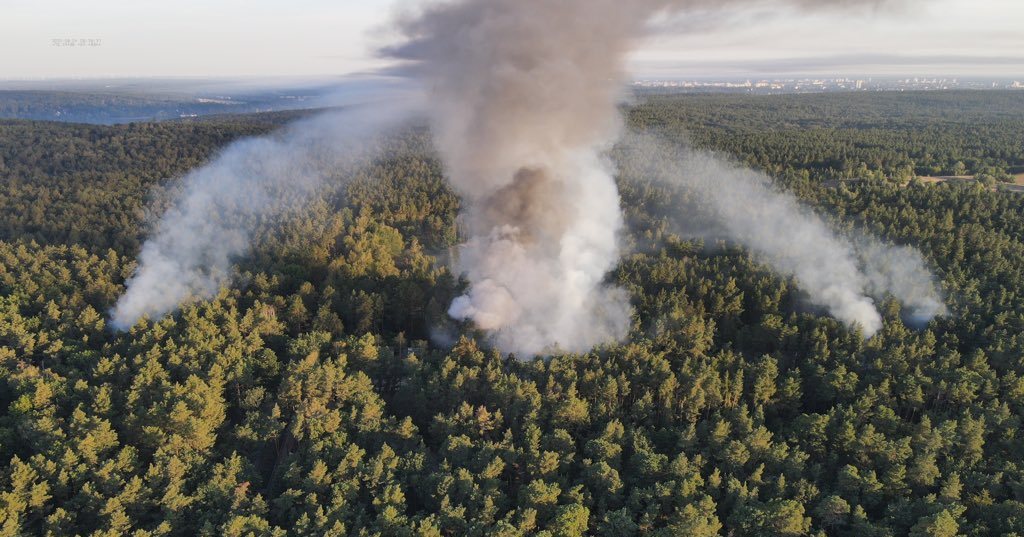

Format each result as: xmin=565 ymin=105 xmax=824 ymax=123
xmin=0 ymin=91 xmax=318 ymax=125
xmin=1 ymin=90 xmax=1023 ymax=536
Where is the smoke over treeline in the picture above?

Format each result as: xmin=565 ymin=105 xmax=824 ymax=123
xmin=111 ymin=106 xmax=411 ymax=330
xmin=385 ymin=0 xmax=654 ymax=355
xmin=617 ymin=134 xmax=945 ymax=336
xmin=386 ymin=0 xmax=921 ymax=355
xmin=112 ymin=0 xmax=942 ymax=356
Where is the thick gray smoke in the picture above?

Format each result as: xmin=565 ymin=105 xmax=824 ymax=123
xmin=619 ymin=134 xmax=945 ymax=336
xmin=388 ymin=0 xmax=907 ymax=355
xmin=114 ymin=0 xmax=926 ymax=343
xmin=388 ymin=0 xmax=655 ymax=356
xmin=111 ymin=104 xmax=412 ymax=330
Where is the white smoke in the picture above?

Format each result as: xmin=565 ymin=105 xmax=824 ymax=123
xmin=619 ymin=134 xmax=945 ymax=336
xmin=387 ymin=0 xmax=911 ymax=355
xmin=387 ymin=0 xmax=656 ymax=356
xmin=445 ymin=154 xmax=632 ymax=356
xmin=110 ymin=103 xmax=414 ymax=330
xmin=855 ymin=234 xmax=948 ymax=326
xmin=113 ymin=0 xmax=930 ymax=348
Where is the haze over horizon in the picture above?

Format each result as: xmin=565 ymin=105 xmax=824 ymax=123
xmin=1 ymin=0 xmax=1022 ymax=82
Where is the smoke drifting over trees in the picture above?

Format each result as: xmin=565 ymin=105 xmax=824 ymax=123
xmin=386 ymin=0 xmax=926 ymax=354
xmin=385 ymin=0 xmax=652 ymax=355
xmin=618 ymin=134 xmax=945 ymax=336
xmin=110 ymin=0 xmax=940 ymax=354
xmin=111 ymin=107 xmax=410 ymax=330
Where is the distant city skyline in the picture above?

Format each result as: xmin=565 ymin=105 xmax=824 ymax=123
xmin=1 ymin=0 xmax=1022 ymax=80
xmin=632 ymin=77 xmax=1024 ymax=94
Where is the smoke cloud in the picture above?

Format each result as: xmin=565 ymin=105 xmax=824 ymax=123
xmin=855 ymin=234 xmax=948 ymax=327
xmin=618 ymin=134 xmax=945 ymax=336
xmin=113 ymin=0 xmax=929 ymax=349
xmin=387 ymin=0 xmax=907 ymax=355
xmin=111 ymin=104 xmax=412 ymax=330
xmin=387 ymin=0 xmax=655 ymax=356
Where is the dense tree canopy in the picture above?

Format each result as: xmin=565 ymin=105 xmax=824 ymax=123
xmin=1 ymin=91 xmax=1023 ymax=535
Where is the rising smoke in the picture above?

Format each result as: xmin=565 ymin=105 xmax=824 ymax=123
xmin=386 ymin=0 xmax=657 ymax=356
xmin=387 ymin=0 xmax=915 ymax=355
xmin=110 ymin=104 xmax=413 ymax=330
xmin=855 ymin=234 xmax=948 ymax=327
xmin=113 ymin=0 xmax=936 ymax=351
xmin=618 ymin=134 xmax=945 ymax=336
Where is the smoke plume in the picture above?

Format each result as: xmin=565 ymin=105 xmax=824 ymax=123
xmin=855 ymin=234 xmax=948 ymax=327
xmin=111 ymin=105 xmax=411 ymax=330
xmin=387 ymin=0 xmax=654 ymax=356
xmin=618 ymin=134 xmax=945 ymax=336
xmin=113 ymin=0 xmax=926 ymax=349
xmin=388 ymin=0 xmax=904 ymax=355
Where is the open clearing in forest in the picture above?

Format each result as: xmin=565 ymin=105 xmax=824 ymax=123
xmin=916 ymin=175 xmax=975 ymax=184
xmin=880 ymin=175 xmax=1024 ymax=193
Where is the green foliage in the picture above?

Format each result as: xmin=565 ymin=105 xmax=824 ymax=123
xmin=1 ymin=91 xmax=1023 ymax=535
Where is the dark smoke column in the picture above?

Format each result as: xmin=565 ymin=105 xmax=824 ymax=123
xmin=386 ymin=0 xmax=662 ymax=356
xmin=387 ymin=0 xmax=902 ymax=355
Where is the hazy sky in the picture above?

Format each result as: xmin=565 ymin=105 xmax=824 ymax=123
xmin=1 ymin=0 xmax=1021 ymax=80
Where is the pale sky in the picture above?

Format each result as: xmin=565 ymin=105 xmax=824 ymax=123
xmin=0 ymin=0 xmax=1021 ymax=80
